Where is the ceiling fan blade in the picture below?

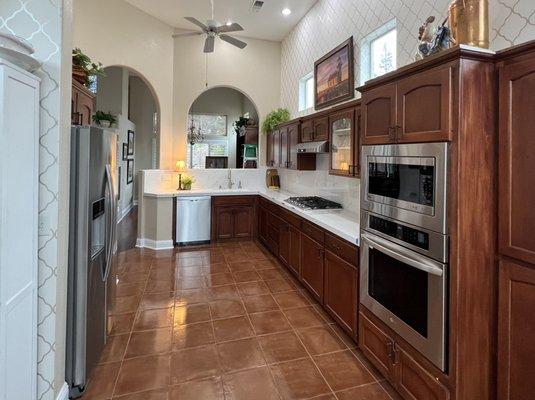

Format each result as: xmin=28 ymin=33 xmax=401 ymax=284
xmin=217 ymin=23 xmax=244 ymax=33
xmin=172 ymin=31 xmax=203 ymax=38
xmin=184 ymin=17 xmax=209 ymax=31
xmin=219 ymin=34 xmax=247 ymax=49
xmin=204 ymin=36 xmax=215 ymax=53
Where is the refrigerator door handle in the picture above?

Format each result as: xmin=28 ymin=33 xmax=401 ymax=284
xmin=104 ymin=164 xmax=115 ymax=281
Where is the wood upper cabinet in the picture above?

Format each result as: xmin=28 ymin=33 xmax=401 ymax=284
xmin=314 ymin=116 xmax=329 ymax=141
xmin=272 ymin=129 xmax=281 ymax=168
xmin=396 ymin=67 xmax=452 ymax=143
xmin=362 ymin=84 xmax=396 ymax=145
xmin=498 ymin=259 xmax=535 ymax=400
xmin=300 ymin=233 xmax=324 ymax=301
xmin=354 ymin=106 xmax=362 ymax=177
xmin=300 ymin=119 xmax=314 ymax=143
xmin=266 ymin=131 xmax=274 ymax=167
xmin=324 ymin=250 xmax=358 ymax=336
xmin=359 ymin=312 xmax=396 ymax=381
xmin=287 ymin=123 xmax=300 ymax=170
xmin=498 ymin=56 xmax=535 ymax=264
xmin=329 ymin=108 xmax=355 ymax=176
xmin=72 ymin=80 xmax=96 ymax=126
xmin=279 ymin=126 xmax=289 ymax=168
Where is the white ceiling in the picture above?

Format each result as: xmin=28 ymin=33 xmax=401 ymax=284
xmin=124 ymin=0 xmax=317 ymax=42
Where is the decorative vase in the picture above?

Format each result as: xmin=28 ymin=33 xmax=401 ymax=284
xmin=448 ymin=0 xmax=489 ymax=49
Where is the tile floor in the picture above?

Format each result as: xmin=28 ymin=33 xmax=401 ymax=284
xmin=85 ymin=241 xmax=401 ymax=400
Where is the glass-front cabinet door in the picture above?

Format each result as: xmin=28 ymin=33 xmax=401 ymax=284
xmin=329 ymin=109 xmax=355 ymax=176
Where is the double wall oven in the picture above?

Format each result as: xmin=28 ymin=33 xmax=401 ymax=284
xmin=360 ymin=142 xmax=449 ymax=371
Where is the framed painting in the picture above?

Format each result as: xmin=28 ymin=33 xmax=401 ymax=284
xmin=122 ymin=143 xmax=128 ymax=160
xmin=127 ymin=130 xmax=135 ymax=155
xmin=314 ymin=37 xmax=354 ymax=110
xmin=126 ymin=159 xmax=134 ymax=184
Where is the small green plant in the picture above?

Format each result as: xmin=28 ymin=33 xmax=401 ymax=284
xmin=181 ymin=175 xmax=194 ymax=190
xmin=72 ymin=48 xmax=106 ymax=85
xmin=92 ymin=111 xmax=117 ymax=126
xmin=262 ymin=108 xmax=290 ymax=133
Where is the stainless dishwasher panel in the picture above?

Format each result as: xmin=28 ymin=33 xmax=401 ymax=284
xmin=176 ymin=196 xmax=212 ymax=245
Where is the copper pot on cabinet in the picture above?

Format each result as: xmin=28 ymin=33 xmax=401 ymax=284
xmin=448 ymin=0 xmax=489 ymax=48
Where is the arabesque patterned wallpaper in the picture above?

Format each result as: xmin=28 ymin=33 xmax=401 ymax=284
xmin=281 ymin=0 xmax=535 ymax=116
xmin=0 ymin=1 xmax=63 ymax=399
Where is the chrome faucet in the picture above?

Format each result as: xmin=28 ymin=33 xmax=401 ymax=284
xmin=227 ymin=169 xmax=235 ymax=189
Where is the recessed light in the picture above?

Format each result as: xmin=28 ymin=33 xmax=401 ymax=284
xmin=226 ymin=21 xmax=233 ymax=26
xmin=282 ymin=8 xmax=292 ymax=16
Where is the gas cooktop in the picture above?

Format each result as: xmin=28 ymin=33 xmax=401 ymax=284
xmin=284 ymin=196 xmax=343 ymax=210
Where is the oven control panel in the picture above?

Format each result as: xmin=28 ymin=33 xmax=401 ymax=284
xmin=369 ymin=215 xmax=429 ymax=250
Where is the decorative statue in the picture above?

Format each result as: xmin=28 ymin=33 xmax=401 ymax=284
xmin=415 ymin=16 xmax=453 ymax=60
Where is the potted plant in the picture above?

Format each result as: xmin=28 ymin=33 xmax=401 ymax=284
xmin=92 ymin=111 xmax=117 ymax=128
xmin=233 ymin=116 xmax=250 ymax=135
xmin=72 ymin=48 xmax=106 ymax=87
xmin=262 ymin=108 xmax=290 ymax=133
xmin=180 ymin=175 xmax=194 ymax=190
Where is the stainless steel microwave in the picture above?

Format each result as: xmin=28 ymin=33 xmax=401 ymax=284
xmin=361 ymin=143 xmax=449 ymax=234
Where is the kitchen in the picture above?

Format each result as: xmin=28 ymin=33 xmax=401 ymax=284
xmin=1 ymin=1 xmax=535 ymax=400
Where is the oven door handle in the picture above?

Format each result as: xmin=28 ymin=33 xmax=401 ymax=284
xmin=361 ymin=233 xmax=444 ymax=277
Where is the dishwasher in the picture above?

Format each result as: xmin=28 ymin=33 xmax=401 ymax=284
xmin=175 ymin=196 xmax=211 ymax=245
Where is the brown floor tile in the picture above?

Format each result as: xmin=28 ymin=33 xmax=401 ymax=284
xmin=109 ymin=313 xmax=135 ymax=335
xmin=336 ymin=382 xmax=391 ymax=400
xmin=203 ymin=254 xmax=227 ymax=265
xmin=114 ymin=295 xmax=141 ymax=314
xmin=177 ymin=250 xmax=208 ymax=259
xmin=173 ymin=321 xmax=215 ymax=350
xmin=145 ymin=279 xmax=175 ymax=294
xmin=114 ymin=355 xmax=170 ymax=396
xmin=351 ymin=348 xmax=384 ymax=382
xmin=82 ymin=362 xmax=121 ymax=400
xmin=228 ymin=261 xmax=256 ymax=272
xmin=253 ymin=259 xmax=279 ymax=270
xmin=175 ymin=288 xmax=209 ymax=305
xmin=258 ymin=331 xmax=308 ymax=364
xmin=177 ymin=266 xmax=204 ymax=277
xmin=233 ymin=270 xmax=262 ymax=283
xmin=125 ymin=328 xmax=172 ymax=358
xmin=119 ymin=271 xmax=149 ymax=284
xmin=213 ymin=316 xmax=254 ymax=342
xmin=217 ymin=338 xmax=266 ymax=372
xmin=209 ymin=299 xmax=245 ymax=319
xmin=134 ymin=308 xmax=174 ymax=331
xmin=273 ymin=291 xmax=310 ymax=309
xmin=116 ymin=282 xmax=145 ymax=298
xmin=222 ymin=366 xmax=280 ymax=400
xmin=177 ymin=257 xmax=204 ymax=267
xmin=270 ymin=358 xmax=331 ymax=399
xmin=329 ymin=323 xmax=357 ymax=349
xmin=175 ymin=277 xmax=205 ymax=290
xmin=224 ymin=252 xmax=250 ymax=264
xmin=204 ymin=272 xmax=235 ymax=287
xmin=202 ymin=264 xmax=230 ymax=275
xmin=249 ymin=310 xmax=292 ymax=335
xmin=100 ymin=334 xmax=129 ymax=363
xmin=174 ymin=303 xmax=211 ymax=325
xmin=378 ymin=379 xmax=403 ymax=400
xmin=243 ymin=295 xmax=279 ymax=314
xmin=148 ymin=267 xmax=176 ymax=281
xmin=169 ymin=377 xmax=224 ymax=400
xmin=283 ymin=306 xmax=327 ymax=329
xmin=297 ymin=326 xmax=346 ymax=355
xmin=312 ymin=304 xmax=336 ymax=324
xmin=138 ymin=292 xmax=175 ymax=311
xmin=264 ymin=278 xmax=296 ymax=294
xmin=237 ymin=281 xmax=270 ymax=297
xmin=207 ymin=284 xmax=241 ymax=300
xmin=257 ymin=269 xmax=287 ymax=281
xmin=314 ymin=350 xmax=375 ymax=391
xmin=113 ymin=388 xmax=169 ymax=400
xmin=170 ymin=345 xmax=221 ymax=384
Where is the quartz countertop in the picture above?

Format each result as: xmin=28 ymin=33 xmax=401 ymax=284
xmin=144 ymin=188 xmax=360 ymax=246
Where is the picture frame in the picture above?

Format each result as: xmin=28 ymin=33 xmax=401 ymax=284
xmin=126 ymin=159 xmax=134 ymax=184
xmin=314 ymin=37 xmax=354 ymax=110
xmin=127 ymin=130 xmax=135 ymax=155
xmin=117 ymin=166 xmax=122 ymax=200
xmin=122 ymin=143 xmax=128 ymax=160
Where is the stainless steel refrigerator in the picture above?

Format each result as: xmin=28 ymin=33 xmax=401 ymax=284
xmin=67 ymin=126 xmax=118 ymax=397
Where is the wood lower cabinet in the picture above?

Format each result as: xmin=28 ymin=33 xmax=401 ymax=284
xmin=498 ymin=259 xmax=535 ymax=400
xmin=360 ymin=312 xmax=396 ymax=381
xmin=211 ymin=196 xmax=254 ymax=242
xmin=258 ymin=206 xmax=268 ymax=244
xmin=233 ymin=206 xmax=254 ymax=238
xmin=300 ymin=233 xmax=324 ymax=302
xmin=288 ymin=225 xmax=301 ymax=276
xmin=214 ymin=207 xmax=234 ymax=240
xmin=324 ymin=250 xmax=358 ymax=336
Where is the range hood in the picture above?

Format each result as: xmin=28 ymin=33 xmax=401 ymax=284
xmin=295 ymin=141 xmax=329 ymax=154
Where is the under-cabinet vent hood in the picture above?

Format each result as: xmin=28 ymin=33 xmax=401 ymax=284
xmin=295 ymin=141 xmax=329 ymax=154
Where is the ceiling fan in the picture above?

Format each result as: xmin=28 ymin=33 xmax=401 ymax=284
xmin=172 ymin=0 xmax=247 ymax=53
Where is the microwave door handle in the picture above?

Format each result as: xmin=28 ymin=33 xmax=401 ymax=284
xmin=361 ymin=233 xmax=444 ymax=277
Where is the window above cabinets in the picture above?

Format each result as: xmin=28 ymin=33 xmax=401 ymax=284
xmin=298 ymin=72 xmax=314 ymax=112
xmin=360 ymin=20 xmax=397 ymax=85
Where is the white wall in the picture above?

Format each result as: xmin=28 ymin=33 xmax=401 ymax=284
xmin=173 ymin=35 xmax=281 ymax=167
xmin=73 ymin=0 xmax=175 ymax=168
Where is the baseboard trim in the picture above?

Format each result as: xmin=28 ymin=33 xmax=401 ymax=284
xmin=136 ymin=238 xmax=174 ymax=250
xmin=56 ymin=382 xmax=69 ymax=400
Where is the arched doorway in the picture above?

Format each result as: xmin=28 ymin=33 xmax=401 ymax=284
xmin=186 ymin=86 xmax=260 ymax=169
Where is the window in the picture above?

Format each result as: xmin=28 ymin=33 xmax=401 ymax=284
xmin=360 ymin=20 xmax=397 ymax=85
xmin=298 ymin=72 xmax=314 ymax=111
xmin=188 ymin=114 xmax=227 ymax=136
xmin=187 ymin=141 xmax=228 ymax=169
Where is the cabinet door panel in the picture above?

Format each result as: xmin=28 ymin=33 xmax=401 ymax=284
xmin=300 ymin=233 xmax=324 ymax=301
xmin=314 ymin=116 xmax=329 ymax=141
xmin=258 ymin=206 xmax=268 ymax=244
xmin=353 ymin=106 xmax=362 ymax=177
xmin=279 ymin=224 xmax=290 ymax=266
xmin=272 ymin=130 xmax=281 ymax=168
xmin=287 ymin=123 xmax=299 ymax=170
xmin=266 ymin=132 xmax=274 ymax=167
xmin=498 ymin=259 xmax=535 ymax=400
xmin=362 ymin=84 xmax=396 ymax=144
xmin=288 ymin=226 xmax=301 ymax=277
xmin=396 ymin=346 xmax=450 ymax=400
xmin=280 ymin=126 xmax=289 ymax=168
xmin=499 ymin=59 xmax=535 ymax=264
xmin=329 ymin=109 xmax=355 ymax=176
xmin=324 ymin=250 xmax=358 ymax=336
xmin=396 ymin=67 xmax=452 ymax=143
xmin=215 ymin=207 xmax=234 ymax=240
xmin=233 ymin=206 xmax=253 ymax=239
xmin=301 ymin=119 xmax=314 ymax=143
xmin=359 ymin=312 xmax=395 ymax=381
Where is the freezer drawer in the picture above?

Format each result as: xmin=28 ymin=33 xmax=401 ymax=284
xmin=176 ymin=196 xmax=211 ymax=245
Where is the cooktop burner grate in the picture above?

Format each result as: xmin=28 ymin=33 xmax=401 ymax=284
xmin=284 ymin=196 xmax=343 ymax=210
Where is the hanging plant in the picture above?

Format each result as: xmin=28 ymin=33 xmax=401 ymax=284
xmin=262 ymin=108 xmax=290 ymax=133
xmin=233 ymin=116 xmax=250 ymax=135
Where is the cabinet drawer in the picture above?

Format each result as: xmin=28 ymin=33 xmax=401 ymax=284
xmin=325 ymin=233 xmax=358 ymax=266
xmin=213 ymin=195 xmax=255 ymax=206
xmin=280 ymin=208 xmax=302 ymax=229
xmin=301 ymin=221 xmax=324 ymax=244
